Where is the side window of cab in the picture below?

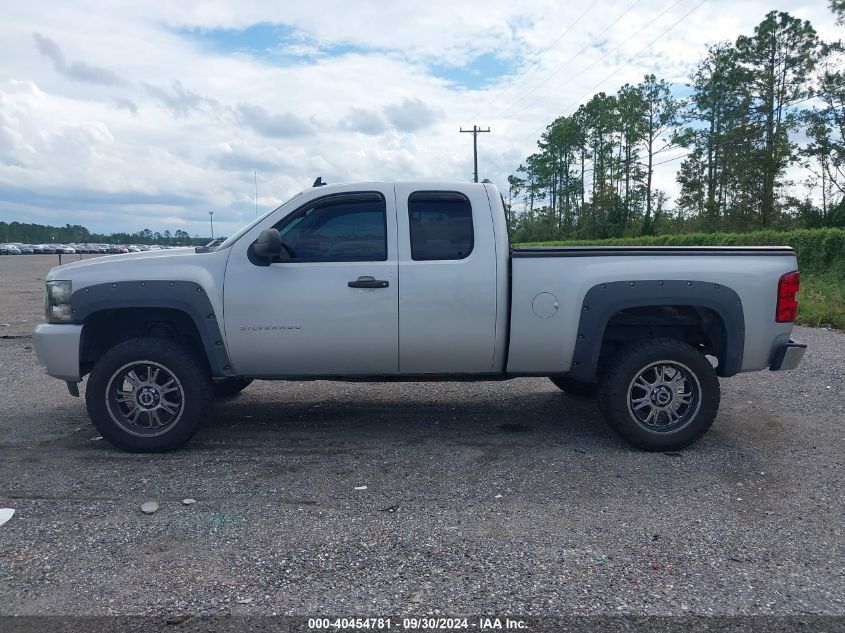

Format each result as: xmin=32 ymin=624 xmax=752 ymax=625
xmin=408 ymin=192 xmax=473 ymax=261
xmin=273 ymin=193 xmax=387 ymax=262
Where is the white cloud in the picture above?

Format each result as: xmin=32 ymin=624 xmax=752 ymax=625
xmin=32 ymin=32 xmax=125 ymax=86
xmin=0 ymin=0 xmax=839 ymax=235
xmin=339 ymin=107 xmax=387 ymax=135
xmin=235 ymin=103 xmax=315 ymax=137
xmin=143 ymin=80 xmax=214 ymax=116
xmin=113 ymin=98 xmax=139 ymax=115
xmin=383 ymin=98 xmax=441 ymax=132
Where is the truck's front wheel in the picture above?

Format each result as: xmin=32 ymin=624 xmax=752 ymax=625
xmin=85 ymin=338 xmax=213 ymax=452
xmin=598 ymin=338 xmax=720 ymax=451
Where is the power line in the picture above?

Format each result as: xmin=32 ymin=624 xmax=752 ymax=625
xmin=650 ymin=94 xmax=823 ymax=167
xmin=473 ymin=1 xmax=698 ymax=179
xmin=499 ymin=92 xmax=823 ymax=204
xmin=515 ymin=0 xmax=707 ymax=148
xmin=472 ymin=0 xmax=827 ymax=199
xmin=474 ymin=0 xmax=707 ymax=183
xmin=652 ymin=93 xmax=822 ymax=158
xmin=467 ymin=0 xmax=605 ymax=122
xmin=490 ymin=0 xmax=650 ymax=122
xmin=476 ymin=0 xmax=707 ymax=180
xmin=524 ymin=0 xmax=604 ymax=62
xmin=503 ymin=0 xmax=688 ymax=125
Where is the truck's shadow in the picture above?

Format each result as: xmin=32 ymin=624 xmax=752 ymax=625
xmin=201 ymin=383 xmax=619 ymax=448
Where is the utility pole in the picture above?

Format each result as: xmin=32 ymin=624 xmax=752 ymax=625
xmin=209 ymin=211 xmax=214 ymax=240
xmin=460 ymin=125 xmax=491 ymax=183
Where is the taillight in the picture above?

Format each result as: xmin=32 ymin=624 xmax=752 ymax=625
xmin=776 ymin=271 xmax=800 ymax=323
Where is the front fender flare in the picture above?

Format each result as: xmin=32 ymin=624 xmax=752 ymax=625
xmin=70 ymin=280 xmax=236 ymax=378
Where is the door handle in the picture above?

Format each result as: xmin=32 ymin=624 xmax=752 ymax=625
xmin=348 ymin=276 xmax=389 ymax=289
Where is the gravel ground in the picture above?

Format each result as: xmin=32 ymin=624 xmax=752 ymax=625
xmin=0 ymin=256 xmax=844 ymax=620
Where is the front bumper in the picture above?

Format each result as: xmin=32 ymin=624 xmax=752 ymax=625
xmin=770 ymin=340 xmax=807 ymax=371
xmin=33 ymin=323 xmax=83 ymax=381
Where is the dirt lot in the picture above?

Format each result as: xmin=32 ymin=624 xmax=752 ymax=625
xmin=1 ymin=255 xmax=844 ymax=621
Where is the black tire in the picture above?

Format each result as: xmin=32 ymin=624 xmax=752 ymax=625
xmin=213 ymin=377 xmax=253 ymax=399
xmin=598 ymin=338 xmax=720 ymax=451
xmin=85 ymin=337 xmax=213 ymax=452
xmin=549 ymin=375 xmax=598 ymax=398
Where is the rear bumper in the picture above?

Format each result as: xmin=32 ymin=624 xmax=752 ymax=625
xmin=769 ymin=340 xmax=807 ymax=371
xmin=33 ymin=323 xmax=83 ymax=381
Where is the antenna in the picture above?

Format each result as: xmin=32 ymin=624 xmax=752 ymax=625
xmin=313 ymin=177 xmax=327 ymax=187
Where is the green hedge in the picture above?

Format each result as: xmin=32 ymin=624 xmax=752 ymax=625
xmin=518 ymin=228 xmax=845 ymax=276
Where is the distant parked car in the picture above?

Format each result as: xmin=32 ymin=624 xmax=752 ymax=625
xmin=57 ymin=245 xmax=76 ymax=254
xmin=18 ymin=245 xmax=34 ymax=254
xmin=0 ymin=244 xmax=21 ymax=255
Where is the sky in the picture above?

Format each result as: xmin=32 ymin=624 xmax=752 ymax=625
xmin=0 ymin=0 xmax=840 ymax=238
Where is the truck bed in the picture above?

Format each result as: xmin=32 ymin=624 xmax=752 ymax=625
xmin=506 ymin=245 xmax=799 ymax=375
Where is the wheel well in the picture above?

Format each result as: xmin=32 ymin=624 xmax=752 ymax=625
xmin=598 ymin=305 xmax=727 ymax=376
xmin=80 ymin=308 xmax=209 ymax=376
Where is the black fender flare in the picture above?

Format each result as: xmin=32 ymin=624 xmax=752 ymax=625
xmin=70 ymin=280 xmax=236 ymax=377
xmin=568 ymin=279 xmax=745 ymax=382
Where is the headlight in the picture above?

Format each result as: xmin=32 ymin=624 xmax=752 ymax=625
xmin=45 ymin=280 xmax=73 ymax=321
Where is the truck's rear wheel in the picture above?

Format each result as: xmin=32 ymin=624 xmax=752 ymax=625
xmin=85 ymin=338 xmax=213 ymax=452
xmin=598 ymin=338 xmax=720 ymax=451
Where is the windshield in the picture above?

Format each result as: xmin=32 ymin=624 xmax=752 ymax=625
xmin=214 ymin=191 xmax=304 ymax=251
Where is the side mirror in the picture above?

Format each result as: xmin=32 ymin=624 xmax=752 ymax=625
xmin=249 ymin=228 xmax=282 ymax=265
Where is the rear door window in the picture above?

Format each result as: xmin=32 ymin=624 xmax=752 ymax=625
xmin=408 ymin=192 xmax=474 ymax=261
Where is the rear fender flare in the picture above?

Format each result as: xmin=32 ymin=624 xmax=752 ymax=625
xmin=569 ymin=279 xmax=744 ymax=381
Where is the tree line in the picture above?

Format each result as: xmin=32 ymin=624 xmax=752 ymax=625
xmin=506 ymin=4 xmax=845 ymax=242
xmin=0 ymin=221 xmax=209 ymax=246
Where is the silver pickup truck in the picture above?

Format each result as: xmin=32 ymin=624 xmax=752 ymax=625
xmin=34 ymin=181 xmax=806 ymax=452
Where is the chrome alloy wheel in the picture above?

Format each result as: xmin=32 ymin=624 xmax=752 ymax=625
xmin=626 ymin=361 xmax=701 ymax=433
xmin=105 ymin=361 xmax=185 ymax=437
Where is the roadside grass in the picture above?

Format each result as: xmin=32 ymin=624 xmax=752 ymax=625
xmin=796 ymin=274 xmax=845 ymax=329
xmin=516 ymin=228 xmax=845 ymax=330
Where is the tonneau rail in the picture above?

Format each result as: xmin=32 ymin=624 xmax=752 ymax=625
xmin=511 ymin=246 xmax=795 ymax=257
